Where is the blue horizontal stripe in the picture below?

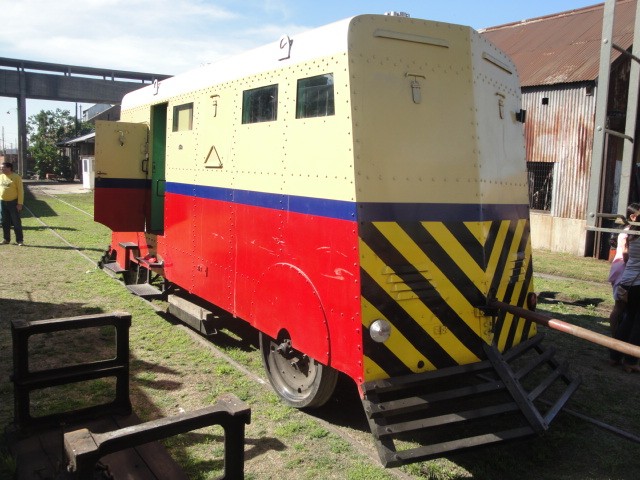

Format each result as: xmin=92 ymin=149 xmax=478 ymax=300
xmin=162 ymin=182 xmax=530 ymax=223
xmin=357 ymin=202 xmax=530 ymax=222
xmin=167 ymin=182 xmax=358 ymax=221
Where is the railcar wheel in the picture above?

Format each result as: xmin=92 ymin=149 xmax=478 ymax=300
xmin=259 ymin=331 xmax=338 ymax=408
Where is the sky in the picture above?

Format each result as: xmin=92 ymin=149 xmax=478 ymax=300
xmin=0 ymin=0 xmax=601 ymax=148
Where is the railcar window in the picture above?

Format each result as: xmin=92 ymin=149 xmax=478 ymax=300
xmin=172 ymin=103 xmax=193 ymax=132
xmin=242 ymin=85 xmax=278 ymax=124
xmin=296 ymin=74 xmax=335 ymax=119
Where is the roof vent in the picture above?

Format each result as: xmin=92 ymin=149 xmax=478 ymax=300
xmin=384 ymin=11 xmax=410 ymax=17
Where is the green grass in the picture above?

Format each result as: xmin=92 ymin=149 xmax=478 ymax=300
xmin=533 ymin=248 xmax=611 ymax=284
xmin=0 ymin=449 xmax=16 ymax=480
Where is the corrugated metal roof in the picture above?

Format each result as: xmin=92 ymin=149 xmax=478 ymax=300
xmin=480 ymin=0 xmax=636 ymax=86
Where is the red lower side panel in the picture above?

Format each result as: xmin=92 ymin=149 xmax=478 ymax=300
xmin=95 ymin=187 xmax=150 ymax=233
xmin=117 ymin=193 xmax=364 ymax=384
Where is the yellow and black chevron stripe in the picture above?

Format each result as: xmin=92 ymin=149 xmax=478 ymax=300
xmin=360 ymin=218 xmax=535 ymax=381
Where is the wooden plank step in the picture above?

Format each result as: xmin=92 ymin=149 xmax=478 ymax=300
xmin=10 ymin=428 xmax=59 ymax=479
xmin=168 ymin=294 xmax=218 ymax=335
xmin=104 ymin=262 xmax=127 ymax=274
xmin=126 ymin=283 xmax=163 ymax=298
xmin=110 ymin=414 xmax=189 ymax=480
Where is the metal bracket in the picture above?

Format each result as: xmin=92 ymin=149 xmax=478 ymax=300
xmin=406 ymin=73 xmax=425 ymax=104
xmin=278 ymin=35 xmax=293 ymax=60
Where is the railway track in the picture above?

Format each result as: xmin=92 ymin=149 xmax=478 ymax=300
xmin=26 ymin=188 xmax=640 ymax=476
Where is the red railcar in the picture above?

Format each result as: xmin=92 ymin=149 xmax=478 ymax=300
xmin=96 ymin=14 xmax=578 ymax=466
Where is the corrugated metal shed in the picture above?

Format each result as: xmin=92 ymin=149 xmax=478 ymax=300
xmin=480 ymin=0 xmax=635 ymax=87
xmin=521 ymin=84 xmax=596 ymax=219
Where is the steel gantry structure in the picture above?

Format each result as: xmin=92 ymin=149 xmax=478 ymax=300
xmin=0 ymin=57 xmax=171 ymax=175
xmin=587 ymin=0 xmax=640 ymax=252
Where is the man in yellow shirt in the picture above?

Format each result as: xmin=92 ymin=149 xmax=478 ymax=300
xmin=0 ymin=161 xmax=24 ymax=245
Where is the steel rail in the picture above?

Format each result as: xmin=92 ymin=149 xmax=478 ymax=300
xmin=30 ymin=187 xmax=94 ymax=217
xmin=22 ymin=203 xmax=96 ymax=265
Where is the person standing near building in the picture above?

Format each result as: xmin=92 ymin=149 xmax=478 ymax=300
xmin=607 ymin=207 xmax=639 ymax=335
xmin=611 ymin=203 xmax=640 ymax=372
xmin=0 ymin=161 xmax=24 ymax=245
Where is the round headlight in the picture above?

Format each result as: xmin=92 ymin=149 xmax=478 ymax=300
xmin=370 ymin=319 xmax=392 ymax=343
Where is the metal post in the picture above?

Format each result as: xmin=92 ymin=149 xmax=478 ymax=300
xmin=617 ymin=0 xmax=640 ymax=213
xmin=222 ymin=415 xmax=248 ymax=480
xmin=586 ymin=0 xmax=616 ymax=230
xmin=10 ymin=319 xmax=31 ymax=430
xmin=17 ymin=95 xmax=27 ymax=176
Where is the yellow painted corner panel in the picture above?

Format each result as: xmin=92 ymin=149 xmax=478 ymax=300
xmin=95 ymin=121 xmax=148 ymax=180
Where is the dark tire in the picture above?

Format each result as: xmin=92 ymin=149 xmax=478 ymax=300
xmin=259 ymin=331 xmax=338 ymax=408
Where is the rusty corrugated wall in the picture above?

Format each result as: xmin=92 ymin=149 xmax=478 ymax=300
xmin=522 ymin=83 xmax=596 ymax=219
xmin=480 ymin=1 xmax=637 ymax=255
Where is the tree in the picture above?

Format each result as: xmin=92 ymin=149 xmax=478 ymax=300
xmin=27 ymin=109 xmax=93 ymax=179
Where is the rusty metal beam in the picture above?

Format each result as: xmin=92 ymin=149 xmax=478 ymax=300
xmin=0 ymin=56 xmax=170 ymax=82
xmin=0 ymin=69 xmax=149 ymax=104
xmin=586 ymin=0 xmax=617 ymax=230
xmin=490 ymin=300 xmax=640 ymax=358
xmin=0 ymin=57 xmax=172 ymax=175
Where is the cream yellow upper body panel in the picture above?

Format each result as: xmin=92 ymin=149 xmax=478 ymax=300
xmin=348 ymin=15 xmax=526 ymax=205
xmin=118 ymin=15 xmax=525 ymax=206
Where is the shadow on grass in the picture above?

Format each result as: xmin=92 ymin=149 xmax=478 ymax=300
xmin=538 ymin=291 xmax=606 ymax=308
xmin=22 ymin=192 xmax=58 ymax=219
xmin=22 ymin=225 xmax=78 ymax=232
xmin=308 ymin=373 xmax=369 ymax=431
xmin=169 ymin=430 xmax=286 ymax=466
xmin=536 ymin=302 xmax=611 ymax=335
xmin=131 ymin=359 xmax=184 ymax=391
xmin=0 ymin=298 xmax=104 ymax=321
xmin=160 ymin=302 xmax=372 ymax=432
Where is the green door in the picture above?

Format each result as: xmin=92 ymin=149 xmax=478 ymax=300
xmin=150 ymin=104 xmax=167 ymax=232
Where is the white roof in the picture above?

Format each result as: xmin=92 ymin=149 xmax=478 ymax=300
xmin=122 ymin=17 xmax=354 ymax=109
